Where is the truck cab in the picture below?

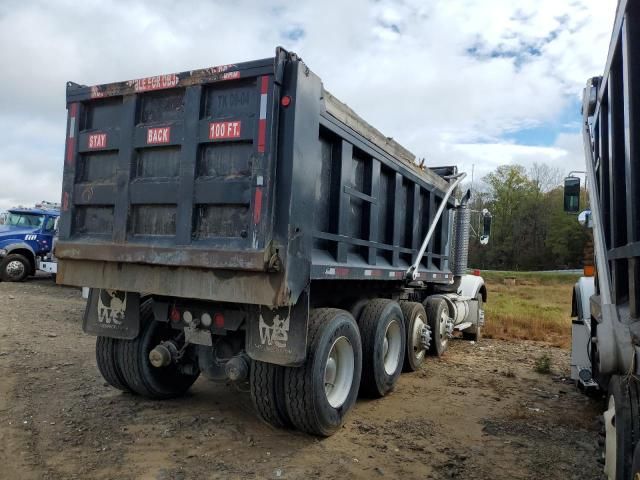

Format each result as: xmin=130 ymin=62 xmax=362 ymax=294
xmin=0 ymin=208 xmax=59 ymax=281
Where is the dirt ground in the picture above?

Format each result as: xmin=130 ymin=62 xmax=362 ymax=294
xmin=0 ymin=278 xmax=605 ymax=480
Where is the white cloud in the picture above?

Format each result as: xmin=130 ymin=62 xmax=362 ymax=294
xmin=0 ymin=0 xmax=617 ymax=209
xmin=445 ymin=132 xmax=585 ymax=185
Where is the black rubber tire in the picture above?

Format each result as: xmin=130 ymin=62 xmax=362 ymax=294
xmin=358 ymin=299 xmax=406 ymax=397
xmin=284 ymin=308 xmax=362 ymax=436
xmin=632 ymin=441 xmax=640 ymax=480
xmin=117 ymin=301 xmax=200 ymax=399
xmin=0 ymin=253 xmax=30 ymax=282
xmin=250 ymin=360 xmax=291 ymax=429
xmin=425 ymin=297 xmax=449 ymax=357
xmin=463 ymin=293 xmax=483 ymax=341
xmin=605 ymin=375 xmax=640 ymax=480
xmin=96 ymin=336 xmax=130 ymax=392
xmin=399 ymin=301 xmax=429 ymax=372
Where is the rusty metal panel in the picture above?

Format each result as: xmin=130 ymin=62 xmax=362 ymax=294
xmin=131 ymin=205 xmax=176 ymax=236
xmin=58 ymin=260 xmax=285 ymax=306
xmin=56 ymin=242 xmax=269 ymax=271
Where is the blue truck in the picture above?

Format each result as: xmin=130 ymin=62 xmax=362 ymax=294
xmin=0 ymin=207 xmax=60 ymax=282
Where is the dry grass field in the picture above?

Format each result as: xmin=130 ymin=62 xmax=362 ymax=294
xmin=481 ymin=271 xmax=581 ymax=349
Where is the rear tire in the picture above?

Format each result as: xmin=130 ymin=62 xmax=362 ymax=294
xmin=250 ymin=361 xmax=291 ymax=429
xmin=399 ymin=301 xmax=429 ymax=372
xmin=117 ymin=301 xmax=200 ymax=399
xmin=0 ymin=253 xmax=30 ymax=282
xmin=358 ymin=299 xmax=406 ymax=397
xmin=284 ymin=308 xmax=362 ymax=436
xmin=462 ymin=293 xmax=483 ymax=341
xmin=603 ymin=375 xmax=640 ymax=480
xmin=425 ymin=297 xmax=449 ymax=357
xmin=96 ymin=336 xmax=130 ymax=392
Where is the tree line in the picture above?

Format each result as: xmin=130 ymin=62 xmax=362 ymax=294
xmin=466 ymin=163 xmax=590 ymax=271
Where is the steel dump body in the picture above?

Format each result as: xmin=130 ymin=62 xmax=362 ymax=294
xmin=56 ymin=48 xmax=455 ymax=308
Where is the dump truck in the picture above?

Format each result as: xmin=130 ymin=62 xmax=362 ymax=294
xmin=56 ymin=48 xmax=488 ymax=436
xmin=0 ymin=206 xmax=59 ymax=281
xmin=565 ymin=0 xmax=640 ymax=477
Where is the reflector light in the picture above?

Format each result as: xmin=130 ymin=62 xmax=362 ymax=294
xmin=281 ymin=95 xmax=292 ymax=107
xmin=170 ymin=306 xmax=180 ymax=322
xmin=214 ymin=313 xmax=225 ymax=328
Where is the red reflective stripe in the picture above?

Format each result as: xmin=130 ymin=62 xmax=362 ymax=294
xmin=260 ymin=76 xmax=269 ymax=94
xmin=65 ymin=137 xmax=74 ymax=165
xmin=257 ymin=119 xmax=266 ymax=153
xmin=66 ymin=103 xmax=78 ymax=165
xmin=253 ymin=188 xmax=263 ymax=224
xmin=61 ymin=191 xmax=70 ymax=211
xmin=335 ymin=268 xmax=350 ymax=276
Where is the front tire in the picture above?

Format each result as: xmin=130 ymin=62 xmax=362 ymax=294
xmin=0 ymin=253 xmax=30 ymax=282
xmin=117 ymin=301 xmax=200 ymax=399
xmin=463 ymin=293 xmax=483 ymax=341
xmin=603 ymin=375 xmax=640 ymax=480
xmin=284 ymin=308 xmax=362 ymax=436
xmin=632 ymin=442 xmax=640 ymax=480
xmin=358 ymin=299 xmax=406 ymax=397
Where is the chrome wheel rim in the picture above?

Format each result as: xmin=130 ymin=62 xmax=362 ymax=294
xmin=604 ymin=395 xmax=617 ymax=479
xmin=411 ymin=314 xmax=427 ymax=361
xmin=383 ymin=319 xmax=402 ymax=375
xmin=6 ymin=260 xmax=25 ymax=279
xmin=439 ymin=309 xmax=449 ymax=348
xmin=324 ymin=336 xmax=354 ymax=408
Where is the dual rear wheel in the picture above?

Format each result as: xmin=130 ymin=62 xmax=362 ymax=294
xmin=250 ymin=301 xmax=408 ymax=436
xmin=251 ymin=309 xmax=363 ymax=436
xmin=95 ymin=300 xmax=200 ymax=399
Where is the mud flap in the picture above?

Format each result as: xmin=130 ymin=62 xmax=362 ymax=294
xmin=82 ymin=288 xmax=140 ymax=339
xmin=246 ymin=289 xmax=308 ymax=367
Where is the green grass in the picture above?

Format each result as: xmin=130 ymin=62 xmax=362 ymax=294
xmin=481 ymin=271 xmax=580 ymax=348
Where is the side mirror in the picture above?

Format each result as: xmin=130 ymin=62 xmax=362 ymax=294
xmin=578 ymin=210 xmax=592 ymax=228
xmin=480 ymin=209 xmax=492 ymax=245
xmin=564 ymin=177 xmax=581 ymax=213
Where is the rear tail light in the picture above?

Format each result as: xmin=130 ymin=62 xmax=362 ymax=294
xmin=170 ymin=306 xmax=180 ymax=322
xmin=281 ymin=95 xmax=292 ymax=107
xmin=214 ymin=313 xmax=225 ymax=328
xmin=473 ymin=269 xmax=481 ymax=276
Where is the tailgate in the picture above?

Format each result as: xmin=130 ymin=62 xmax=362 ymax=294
xmin=57 ymin=54 xmax=283 ymax=271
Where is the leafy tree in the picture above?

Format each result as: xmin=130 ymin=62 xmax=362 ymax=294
xmin=467 ymin=163 xmax=588 ymax=271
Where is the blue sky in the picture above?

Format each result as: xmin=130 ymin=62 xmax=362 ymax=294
xmin=0 ymin=0 xmax=618 ymax=208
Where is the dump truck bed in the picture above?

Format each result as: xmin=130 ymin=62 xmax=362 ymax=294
xmin=56 ymin=48 xmax=456 ymax=307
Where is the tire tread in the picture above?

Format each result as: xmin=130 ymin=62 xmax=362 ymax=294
xmin=250 ymin=361 xmax=290 ymax=428
xmin=96 ymin=336 xmax=130 ymax=391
